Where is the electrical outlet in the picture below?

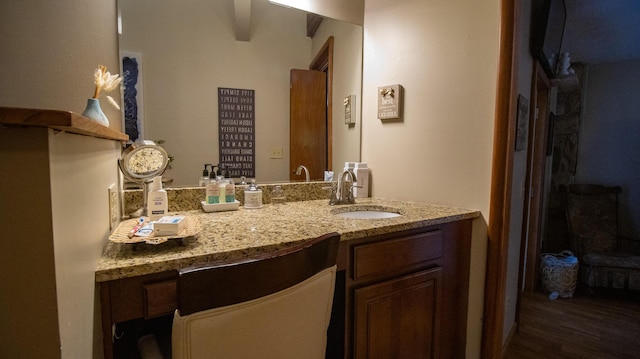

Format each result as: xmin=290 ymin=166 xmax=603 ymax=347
xmin=108 ymin=184 xmax=118 ymax=230
xmin=270 ymin=146 xmax=283 ymax=159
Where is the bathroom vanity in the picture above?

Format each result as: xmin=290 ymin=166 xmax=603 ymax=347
xmin=96 ymin=197 xmax=479 ymax=359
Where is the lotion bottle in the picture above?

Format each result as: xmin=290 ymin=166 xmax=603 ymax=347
xmin=205 ymin=171 xmax=220 ymax=204
xmin=147 ymin=176 xmax=168 ymax=219
xmin=353 ymin=162 xmax=370 ymax=198
xmin=218 ymin=175 xmax=227 ymax=203
xmin=225 ymin=179 xmax=236 ymax=203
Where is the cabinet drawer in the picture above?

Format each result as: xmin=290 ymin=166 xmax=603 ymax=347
xmin=352 ymin=230 xmax=443 ymax=281
xmin=143 ymin=280 xmax=177 ymax=319
xmin=108 ymin=270 xmax=177 ymax=323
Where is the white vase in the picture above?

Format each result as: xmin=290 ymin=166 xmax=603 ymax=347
xmin=82 ymin=98 xmax=109 ymax=126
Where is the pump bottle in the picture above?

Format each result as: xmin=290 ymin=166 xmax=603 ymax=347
xmin=199 ymin=164 xmax=210 ymax=187
xmin=147 ymin=176 xmax=168 ymax=219
xmin=205 ymin=170 xmax=220 ymax=204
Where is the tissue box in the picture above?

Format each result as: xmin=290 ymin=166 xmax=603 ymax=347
xmin=153 ymin=215 xmax=186 ymax=236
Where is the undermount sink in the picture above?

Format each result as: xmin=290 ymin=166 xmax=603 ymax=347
xmin=331 ymin=205 xmax=403 ymax=219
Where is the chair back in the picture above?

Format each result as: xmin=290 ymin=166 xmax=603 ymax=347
xmin=172 ymin=232 xmax=340 ymax=359
xmin=564 ymin=184 xmax=621 ymax=255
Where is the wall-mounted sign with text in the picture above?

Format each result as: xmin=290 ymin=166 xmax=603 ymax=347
xmin=377 ymin=84 xmax=404 ymax=120
xmin=218 ymin=87 xmax=255 ymax=178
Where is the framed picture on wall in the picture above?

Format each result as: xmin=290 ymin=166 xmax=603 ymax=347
xmin=515 ymin=94 xmax=529 ymax=151
xmin=121 ymin=51 xmax=144 ymax=143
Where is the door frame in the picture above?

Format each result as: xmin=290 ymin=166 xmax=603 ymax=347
xmin=522 ymin=62 xmax=551 ymax=294
xmin=515 ymin=62 xmax=551 ymax=331
xmin=482 ymin=0 xmax=516 ymax=357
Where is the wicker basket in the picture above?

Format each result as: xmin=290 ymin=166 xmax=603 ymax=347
xmin=540 ymin=250 xmax=579 ymax=298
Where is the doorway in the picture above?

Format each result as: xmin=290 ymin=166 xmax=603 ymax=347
xmin=289 ymin=36 xmax=334 ymax=181
xmin=521 ymin=62 xmax=552 ymax=293
xmin=515 ymin=62 xmax=552 ymax=329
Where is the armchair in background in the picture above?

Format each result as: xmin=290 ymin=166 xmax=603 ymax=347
xmin=562 ymin=184 xmax=640 ymax=291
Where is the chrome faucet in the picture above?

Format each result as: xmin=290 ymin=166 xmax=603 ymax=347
xmin=329 ymin=169 xmax=358 ymax=205
xmin=295 ymin=164 xmax=310 ymax=182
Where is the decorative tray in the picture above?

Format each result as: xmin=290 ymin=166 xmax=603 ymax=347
xmin=201 ymin=200 xmax=240 ymax=212
xmin=109 ymin=215 xmax=201 ymax=245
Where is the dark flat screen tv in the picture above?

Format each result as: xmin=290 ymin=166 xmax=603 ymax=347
xmin=530 ymin=0 xmax=567 ymax=78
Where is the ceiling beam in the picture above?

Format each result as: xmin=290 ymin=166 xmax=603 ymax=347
xmin=234 ymin=0 xmax=251 ymax=42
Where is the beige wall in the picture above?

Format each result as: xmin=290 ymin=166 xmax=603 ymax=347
xmin=361 ymin=0 xmax=500 ymax=356
xmin=49 ymin=133 xmax=121 ymax=358
xmin=0 ymin=128 xmax=61 ymax=358
xmin=0 ymin=128 xmax=121 ymax=359
xmin=0 ymin=1 xmax=121 ymax=358
xmin=312 ymin=18 xmax=364 ymax=170
xmin=0 ymin=0 xmax=122 ymax=132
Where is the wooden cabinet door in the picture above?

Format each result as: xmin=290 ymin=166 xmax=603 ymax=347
xmin=353 ymin=268 xmax=442 ymax=359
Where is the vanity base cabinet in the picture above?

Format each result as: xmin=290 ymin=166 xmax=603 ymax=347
xmin=98 ymin=218 xmax=472 ymax=359
xmin=344 ymin=219 xmax=472 ymax=359
xmin=354 ymin=268 xmax=442 ymax=359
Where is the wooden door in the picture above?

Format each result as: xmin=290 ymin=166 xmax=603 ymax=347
xmin=290 ymin=69 xmax=327 ymax=181
xmin=353 ymin=268 xmax=442 ymax=359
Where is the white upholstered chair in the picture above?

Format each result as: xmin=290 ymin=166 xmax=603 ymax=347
xmin=141 ymin=232 xmax=340 ymax=359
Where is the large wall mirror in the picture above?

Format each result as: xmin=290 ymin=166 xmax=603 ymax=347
xmin=118 ymin=0 xmax=363 ymax=187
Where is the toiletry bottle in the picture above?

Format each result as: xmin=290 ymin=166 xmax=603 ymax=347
xmin=147 ymin=176 xmax=168 ymax=219
xmin=344 ymin=161 xmax=355 ymax=174
xmin=205 ymin=171 xmax=220 ymax=204
xmin=244 ymin=179 xmax=263 ymax=209
xmin=225 ymin=178 xmax=236 ymax=203
xmin=354 ymin=162 xmax=370 ymax=198
xmin=199 ymin=164 xmax=210 ymax=187
xmin=218 ymin=175 xmax=227 ymax=204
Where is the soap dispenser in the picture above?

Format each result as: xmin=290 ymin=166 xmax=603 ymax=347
xmin=199 ymin=164 xmax=210 ymax=187
xmin=205 ymin=169 xmax=220 ymax=204
xmin=147 ymin=176 xmax=168 ymax=219
xmin=217 ymin=165 xmax=226 ymax=203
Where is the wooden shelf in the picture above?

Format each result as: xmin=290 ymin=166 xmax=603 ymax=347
xmin=0 ymin=106 xmax=129 ymax=141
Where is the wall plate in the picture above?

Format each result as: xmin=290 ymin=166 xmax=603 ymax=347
xmin=344 ymin=94 xmax=356 ymax=125
xmin=108 ymin=184 xmax=118 ymax=230
xmin=270 ymin=146 xmax=283 ymax=159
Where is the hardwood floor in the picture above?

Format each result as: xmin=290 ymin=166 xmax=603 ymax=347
xmin=504 ymin=287 xmax=640 ymax=359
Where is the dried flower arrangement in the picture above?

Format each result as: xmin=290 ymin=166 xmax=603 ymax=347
xmin=92 ymin=65 xmax=122 ymax=109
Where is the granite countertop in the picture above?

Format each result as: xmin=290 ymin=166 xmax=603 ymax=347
xmin=95 ymin=197 xmax=480 ymax=282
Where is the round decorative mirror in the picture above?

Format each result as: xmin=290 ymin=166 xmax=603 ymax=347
xmin=118 ymin=140 xmax=169 ymax=217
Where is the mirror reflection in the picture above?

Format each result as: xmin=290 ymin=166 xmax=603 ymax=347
xmin=126 ymin=148 xmax=167 ymax=176
xmin=118 ymin=0 xmax=363 ymax=187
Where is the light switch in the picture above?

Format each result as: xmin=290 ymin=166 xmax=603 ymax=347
xmin=344 ymin=94 xmax=356 ymax=125
xmin=270 ymin=146 xmax=283 ymax=159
